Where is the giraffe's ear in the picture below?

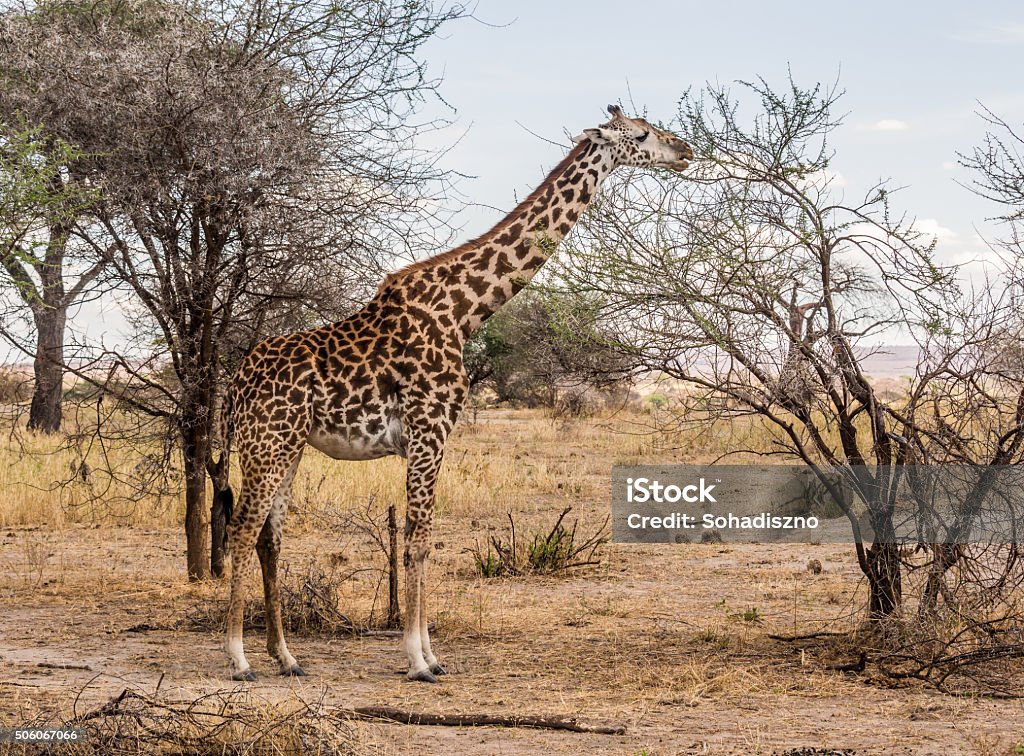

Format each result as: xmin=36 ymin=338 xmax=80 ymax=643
xmin=572 ymin=127 xmax=615 ymax=145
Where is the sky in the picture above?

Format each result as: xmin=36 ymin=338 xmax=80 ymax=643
xmin=415 ymin=0 xmax=1024 ymax=272
xmin=7 ymin=0 xmax=1024 ymax=362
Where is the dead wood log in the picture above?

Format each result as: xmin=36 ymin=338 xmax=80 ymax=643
xmin=767 ymin=631 xmax=846 ymax=641
xmin=37 ymin=662 xmax=94 ymax=671
xmin=341 ymin=705 xmax=626 ymax=735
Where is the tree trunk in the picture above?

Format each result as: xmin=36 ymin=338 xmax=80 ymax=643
xmin=179 ymin=287 xmax=219 ymax=581
xmin=181 ymin=418 xmax=211 ymax=581
xmin=387 ymin=501 xmax=400 ymax=628
xmin=27 ymin=305 xmax=66 ymax=434
xmin=210 ymin=488 xmax=228 ymax=578
xmin=209 ymin=452 xmax=230 ymax=579
xmin=866 ymin=541 xmax=902 ymax=618
xmin=919 ymin=543 xmax=962 ymax=617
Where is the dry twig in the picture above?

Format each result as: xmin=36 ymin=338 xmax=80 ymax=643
xmin=341 ymin=705 xmax=626 ymax=735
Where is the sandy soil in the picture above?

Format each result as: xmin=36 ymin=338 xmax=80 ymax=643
xmin=2 ymin=520 xmax=1021 ymax=755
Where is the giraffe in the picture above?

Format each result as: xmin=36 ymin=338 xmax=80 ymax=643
xmin=220 ymin=105 xmax=694 ymax=683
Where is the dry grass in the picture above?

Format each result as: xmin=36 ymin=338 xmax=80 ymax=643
xmin=1 ymin=527 xmax=1020 ymax=752
xmin=0 ymin=430 xmax=181 ymax=528
xmin=2 ymin=409 xmax=1023 ymax=753
xmin=0 ymin=407 xmax=679 ymax=530
xmin=467 ymin=506 xmax=609 ymax=578
xmin=33 ymin=687 xmax=361 ymax=755
xmin=0 ymin=382 xmax=905 ymax=530
xmin=185 ymin=559 xmax=360 ymax=636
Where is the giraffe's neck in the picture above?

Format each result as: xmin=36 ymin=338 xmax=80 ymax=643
xmin=388 ymin=140 xmax=614 ymax=337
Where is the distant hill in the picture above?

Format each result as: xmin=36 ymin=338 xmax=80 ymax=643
xmin=859 ymin=345 xmax=919 ymax=379
xmin=632 ymin=343 xmax=922 ymax=401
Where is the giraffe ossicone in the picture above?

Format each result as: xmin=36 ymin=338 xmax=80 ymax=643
xmin=220 ymin=104 xmax=693 ymax=682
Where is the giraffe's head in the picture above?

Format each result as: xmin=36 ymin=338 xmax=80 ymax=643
xmin=572 ymin=104 xmax=693 ymax=171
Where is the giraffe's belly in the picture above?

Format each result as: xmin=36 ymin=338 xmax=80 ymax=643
xmin=307 ymin=416 xmax=406 ymax=461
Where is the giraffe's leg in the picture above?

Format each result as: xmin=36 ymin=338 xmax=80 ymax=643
xmin=224 ymin=448 xmax=306 ymax=681
xmin=403 ymin=542 xmax=430 ymax=681
xmin=224 ymin=487 xmax=265 ymax=681
xmin=419 ymin=560 xmax=445 ymax=675
xmin=256 ymin=457 xmax=305 ymax=676
xmin=402 ymin=425 xmax=447 ymax=682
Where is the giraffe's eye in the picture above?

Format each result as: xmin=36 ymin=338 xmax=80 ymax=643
xmin=637 ymin=131 xmax=649 ymax=143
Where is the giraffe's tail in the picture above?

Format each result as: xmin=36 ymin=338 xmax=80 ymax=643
xmin=213 ymin=486 xmax=234 ymax=556
xmin=212 ymin=387 xmax=235 ymax=563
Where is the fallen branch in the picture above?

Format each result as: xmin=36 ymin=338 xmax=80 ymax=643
xmin=62 ymin=685 xmax=358 ymax=752
xmin=37 ymin=662 xmax=94 ymax=671
xmin=768 ymin=631 xmax=847 ymax=642
xmin=341 ymin=705 xmax=626 ymax=735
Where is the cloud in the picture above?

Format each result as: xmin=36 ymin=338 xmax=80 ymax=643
xmin=858 ymin=119 xmax=910 ymax=132
xmin=913 ymin=218 xmax=959 ymax=244
xmin=942 ymin=160 xmax=955 ymax=170
xmin=801 ymin=168 xmax=847 ymax=190
xmin=952 ymin=23 xmax=1024 ymax=45
xmin=843 ymin=216 xmax=954 ymax=245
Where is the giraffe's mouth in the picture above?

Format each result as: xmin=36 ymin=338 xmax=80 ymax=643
xmin=666 ymin=156 xmax=692 ymax=171
xmin=665 ymin=143 xmax=694 ymax=171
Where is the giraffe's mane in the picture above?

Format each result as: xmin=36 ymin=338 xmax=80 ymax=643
xmin=378 ymin=140 xmax=591 ymax=291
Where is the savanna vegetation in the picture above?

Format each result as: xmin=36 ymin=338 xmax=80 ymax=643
xmin=2 ymin=0 xmax=1024 ymax=752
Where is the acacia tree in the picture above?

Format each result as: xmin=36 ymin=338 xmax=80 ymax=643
xmin=8 ymin=0 xmax=466 ymax=579
xmin=962 ymin=106 xmax=1024 ymax=227
xmin=0 ymin=121 xmax=103 ymax=433
xmin=463 ymin=288 xmax=629 ymax=409
xmin=558 ymin=78 xmax=975 ymax=617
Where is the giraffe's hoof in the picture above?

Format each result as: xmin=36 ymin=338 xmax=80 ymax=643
xmin=231 ymin=668 xmax=257 ymax=682
xmin=280 ymin=664 xmax=307 ymax=677
xmin=408 ymin=669 xmax=438 ymax=684
xmin=429 ymin=663 xmax=448 ymax=676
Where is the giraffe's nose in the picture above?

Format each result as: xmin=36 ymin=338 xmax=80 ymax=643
xmin=681 ymin=142 xmax=695 ymax=160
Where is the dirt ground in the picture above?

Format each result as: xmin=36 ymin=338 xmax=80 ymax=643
xmin=1 ymin=523 xmax=1022 ymax=755
xmin=1 ymin=411 xmax=1022 ymax=754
